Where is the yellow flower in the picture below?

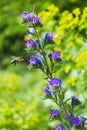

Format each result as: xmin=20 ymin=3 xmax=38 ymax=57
xmin=47 ymin=4 xmax=59 ymax=13
xmin=65 ymin=52 xmax=72 ymax=61
xmin=75 ymin=47 xmax=87 ymax=68
xmin=73 ymin=8 xmax=81 ymax=16
xmin=67 ymin=76 xmax=77 ymax=86
xmin=73 ymin=16 xmax=79 ymax=26
xmin=66 ymin=42 xmax=73 ymax=49
xmin=24 ymin=35 xmax=32 ymax=41
xmin=39 ymin=11 xmax=52 ymax=23
xmin=61 ymin=10 xmax=69 ymax=17
xmin=65 ymin=65 xmax=71 ymax=73
xmin=83 ymin=7 xmax=87 ymax=14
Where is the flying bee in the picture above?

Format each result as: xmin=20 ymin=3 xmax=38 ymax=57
xmin=10 ymin=56 xmax=24 ymax=65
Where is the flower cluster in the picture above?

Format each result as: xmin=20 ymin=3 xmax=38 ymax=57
xmin=22 ymin=11 xmax=40 ymax=25
xmin=21 ymin=10 xmax=87 ymax=129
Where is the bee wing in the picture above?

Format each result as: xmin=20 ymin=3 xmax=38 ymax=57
xmin=20 ymin=57 xmax=24 ymax=61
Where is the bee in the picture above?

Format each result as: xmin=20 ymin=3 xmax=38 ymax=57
xmin=10 ymin=56 xmax=24 ymax=65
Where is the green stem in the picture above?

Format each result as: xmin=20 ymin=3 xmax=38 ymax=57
xmin=58 ymin=89 xmax=72 ymax=128
xmin=35 ymin=29 xmax=52 ymax=78
xmin=41 ymin=49 xmax=52 ymax=78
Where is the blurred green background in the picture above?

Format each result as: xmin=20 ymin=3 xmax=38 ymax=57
xmin=0 ymin=0 xmax=87 ymax=129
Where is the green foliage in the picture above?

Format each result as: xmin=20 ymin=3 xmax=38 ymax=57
xmin=0 ymin=70 xmax=50 ymax=130
xmin=0 ymin=0 xmax=86 ymax=68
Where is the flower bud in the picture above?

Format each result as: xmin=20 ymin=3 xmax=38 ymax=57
xmin=48 ymin=78 xmax=62 ymax=88
xmin=49 ymin=109 xmax=59 ymax=118
xmin=43 ymin=86 xmax=51 ymax=96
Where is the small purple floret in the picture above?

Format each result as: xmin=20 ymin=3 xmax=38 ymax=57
xmin=52 ymin=51 xmax=60 ymax=60
xmin=36 ymin=52 xmax=43 ymax=60
xmin=25 ymin=39 xmax=35 ymax=47
xmin=35 ymin=40 xmax=40 ymax=47
xmin=29 ymin=56 xmax=41 ymax=65
xmin=72 ymin=116 xmax=80 ymax=126
xmin=43 ymin=86 xmax=51 ymax=96
xmin=82 ymin=117 xmax=87 ymax=126
xmin=33 ymin=16 xmax=40 ymax=24
xmin=21 ymin=11 xmax=29 ymax=19
xmin=55 ymin=125 xmax=65 ymax=130
xmin=27 ymin=12 xmax=35 ymax=22
xmin=28 ymin=16 xmax=33 ymax=23
xmin=49 ymin=109 xmax=59 ymax=118
xmin=44 ymin=33 xmax=53 ymax=41
xmin=48 ymin=78 xmax=62 ymax=87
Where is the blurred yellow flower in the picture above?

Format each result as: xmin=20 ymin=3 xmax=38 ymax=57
xmin=73 ymin=8 xmax=81 ymax=16
xmin=47 ymin=4 xmax=59 ymax=13
xmin=65 ymin=65 xmax=71 ymax=73
xmin=67 ymin=76 xmax=77 ymax=86
xmin=65 ymin=52 xmax=72 ymax=61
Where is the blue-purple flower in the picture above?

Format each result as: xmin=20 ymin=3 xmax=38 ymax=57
xmin=33 ymin=16 xmax=40 ymax=24
xmin=72 ymin=116 xmax=80 ymax=126
xmin=82 ymin=117 xmax=87 ymax=126
xmin=48 ymin=78 xmax=62 ymax=87
xmin=35 ymin=40 xmax=40 ymax=47
xmin=25 ymin=39 xmax=35 ymax=47
xmin=21 ymin=11 xmax=29 ymax=19
xmin=29 ymin=56 xmax=41 ymax=65
xmin=27 ymin=12 xmax=35 ymax=23
xmin=44 ymin=33 xmax=53 ymax=41
xmin=43 ymin=86 xmax=51 ymax=96
xmin=48 ymin=53 xmax=52 ymax=59
xmin=55 ymin=125 xmax=65 ymax=130
xmin=49 ymin=109 xmax=59 ymax=118
xmin=28 ymin=16 xmax=33 ymax=23
xmin=52 ymin=51 xmax=60 ymax=60
xmin=36 ymin=52 xmax=42 ymax=58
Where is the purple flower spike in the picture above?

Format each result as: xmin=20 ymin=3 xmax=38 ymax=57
xmin=48 ymin=78 xmax=62 ymax=87
xmin=49 ymin=109 xmax=59 ymax=118
xmin=29 ymin=56 xmax=41 ymax=65
xmin=21 ymin=11 xmax=29 ymax=19
xmin=44 ymin=33 xmax=53 ymax=41
xmin=82 ymin=117 xmax=87 ymax=126
xmin=55 ymin=125 xmax=65 ymax=130
xmin=25 ymin=39 xmax=35 ymax=47
xmin=43 ymin=86 xmax=51 ymax=96
xmin=72 ymin=116 xmax=80 ymax=126
xmin=52 ymin=51 xmax=60 ymax=60
xmin=33 ymin=16 xmax=40 ymax=24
